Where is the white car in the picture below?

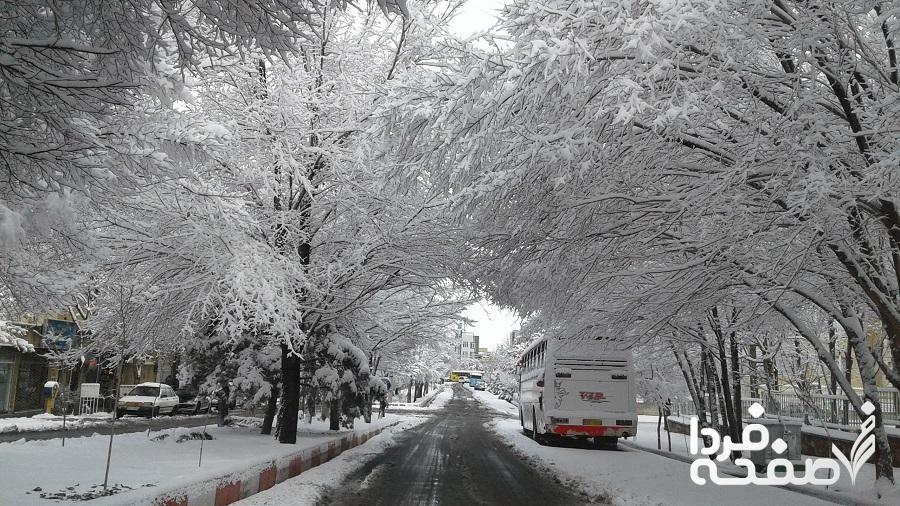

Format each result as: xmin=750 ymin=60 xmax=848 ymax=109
xmin=116 ymin=382 xmax=179 ymax=418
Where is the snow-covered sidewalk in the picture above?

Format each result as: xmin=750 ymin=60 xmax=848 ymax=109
xmin=0 ymin=414 xmax=412 ymax=505
xmin=0 ymin=412 xmax=116 ymax=434
xmin=0 ymin=411 xmax=216 ymax=436
xmin=236 ymin=416 xmax=428 ymax=504
xmin=627 ymin=415 xmax=899 ymax=505
xmin=488 ymin=416 xmax=849 ymax=506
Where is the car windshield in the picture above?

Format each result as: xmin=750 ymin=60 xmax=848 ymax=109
xmin=127 ymin=386 xmax=160 ymax=397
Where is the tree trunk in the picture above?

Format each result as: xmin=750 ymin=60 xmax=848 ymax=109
xmin=329 ymin=397 xmax=340 ymax=431
xmin=672 ymin=345 xmax=706 ymax=427
xmin=843 ymin=309 xmax=895 ymax=484
xmin=761 ymin=337 xmax=779 ymax=414
xmin=657 ymin=405 xmax=662 ymax=450
xmin=711 ymin=308 xmax=740 ymax=456
xmin=363 ymin=392 xmax=372 ymax=423
xmin=261 ymin=385 xmax=280 ymax=435
xmin=664 ymin=400 xmax=672 ymax=452
xmin=844 ymin=336 xmax=854 ymax=425
xmin=278 ymin=345 xmax=301 ymax=444
xmin=748 ymin=344 xmax=759 ymax=398
xmin=729 ymin=328 xmax=743 ymax=443
xmin=827 ymin=319 xmax=838 ymax=421
xmin=217 ymin=386 xmax=230 ymax=427
xmin=703 ymin=349 xmax=722 ymax=435
xmin=305 ymin=388 xmax=316 ymax=424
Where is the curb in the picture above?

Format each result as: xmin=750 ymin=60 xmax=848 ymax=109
xmin=154 ymin=422 xmax=399 ymax=506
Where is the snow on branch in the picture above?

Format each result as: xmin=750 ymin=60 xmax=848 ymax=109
xmin=0 ymin=321 xmax=34 ymax=353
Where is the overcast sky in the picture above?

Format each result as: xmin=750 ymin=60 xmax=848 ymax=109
xmin=462 ymin=300 xmax=520 ymax=351
xmin=447 ymin=0 xmax=506 ymax=37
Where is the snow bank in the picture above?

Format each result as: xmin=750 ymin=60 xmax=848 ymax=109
xmin=471 ymin=388 xmax=519 ymax=417
xmin=0 ymin=412 xmax=188 ymax=435
xmin=386 ymin=383 xmax=452 ymax=412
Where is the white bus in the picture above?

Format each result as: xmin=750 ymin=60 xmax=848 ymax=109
xmin=517 ymin=336 xmax=637 ymax=448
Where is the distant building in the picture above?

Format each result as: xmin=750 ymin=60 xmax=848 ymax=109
xmin=458 ymin=331 xmax=479 ymax=361
xmin=477 ymin=347 xmax=489 ymax=359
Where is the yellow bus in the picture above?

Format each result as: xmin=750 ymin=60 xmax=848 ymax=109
xmin=448 ymin=370 xmax=470 ymax=382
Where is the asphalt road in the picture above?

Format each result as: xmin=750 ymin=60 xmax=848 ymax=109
xmin=0 ymin=413 xmax=219 ymax=443
xmin=320 ymin=384 xmax=595 ymax=506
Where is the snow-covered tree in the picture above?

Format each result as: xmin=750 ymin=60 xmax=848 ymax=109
xmin=386 ymin=0 xmax=900 ymax=487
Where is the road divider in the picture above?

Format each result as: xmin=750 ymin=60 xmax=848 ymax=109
xmin=153 ymin=422 xmax=399 ymax=506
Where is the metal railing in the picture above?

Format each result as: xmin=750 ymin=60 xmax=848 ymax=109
xmin=673 ymin=387 xmax=900 ymax=429
xmin=71 ymin=384 xmax=135 ymax=415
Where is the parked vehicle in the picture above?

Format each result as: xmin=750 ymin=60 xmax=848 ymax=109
xmin=474 ymin=382 xmax=486 ymax=391
xmin=468 ymin=372 xmax=484 ymax=387
xmin=518 ymin=336 xmax=636 ymax=449
xmin=175 ymin=387 xmax=211 ymax=415
xmin=116 ymin=383 xmax=179 ymax=418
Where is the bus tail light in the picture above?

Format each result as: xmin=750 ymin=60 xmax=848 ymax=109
xmin=536 ymin=380 xmax=544 ymax=387
xmin=555 ymin=372 xmax=571 ymax=378
xmin=616 ymin=419 xmax=633 ymax=426
xmin=612 ymin=374 xmax=627 ymax=380
xmin=550 ymin=417 xmax=569 ymax=425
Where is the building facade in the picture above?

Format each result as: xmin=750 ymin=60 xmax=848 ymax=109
xmin=458 ymin=331 xmax=480 ymax=361
xmin=0 ymin=319 xmax=52 ymax=415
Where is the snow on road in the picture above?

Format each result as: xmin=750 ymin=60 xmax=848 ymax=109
xmin=0 ymin=414 xmax=410 ymax=505
xmin=489 ymin=417 xmax=835 ymax=506
xmin=237 ymin=416 xmax=429 ymax=505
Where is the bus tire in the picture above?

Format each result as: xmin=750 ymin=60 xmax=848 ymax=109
xmin=532 ymin=409 xmax=544 ymax=445
xmin=592 ymin=436 xmax=617 ymax=450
